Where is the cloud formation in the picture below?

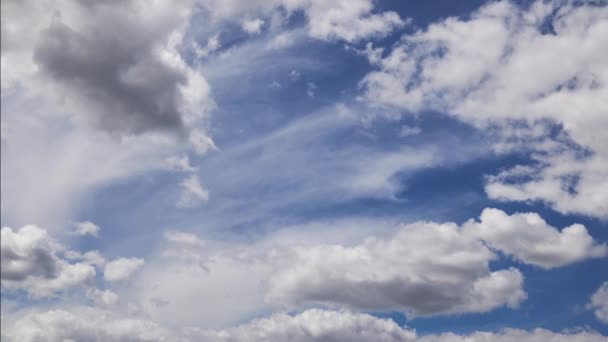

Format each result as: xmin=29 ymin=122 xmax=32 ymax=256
xmin=2 ymin=0 xmax=213 ymax=135
xmin=361 ymin=0 xmax=608 ymax=219
xmin=588 ymin=282 xmax=608 ymax=324
xmin=1 ymin=225 xmax=96 ymax=297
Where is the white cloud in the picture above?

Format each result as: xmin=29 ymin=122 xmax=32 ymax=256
xmin=104 ymin=258 xmax=145 ymax=283
xmin=2 ymin=306 xmax=606 ymax=342
xmin=192 ymin=309 xmax=417 ymax=341
xmin=1 ymin=225 xmax=96 ymax=297
xmin=73 ymin=221 xmax=100 ymax=237
xmin=361 ymin=0 xmax=608 ymax=219
xmin=587 ymin=282 xmax=608 ymax=324
xmin=464 ymin=208 xmax=607 ymax=269
xmin=128 ymin=207 xmax=604 ymax=327
xmin=87 ymin=288 xmax=119 ymax=308
xmin=266 ymin=220 xmax=526 ymax=317
xmin=176 ymin=174 xmax=209 ymax=208
xmin=200 ymin=0 xmax=405 ymax=42
xmin=1 ymin=307 xmax=174 ymax=342
xmin=242 ymin=18 xmax=265 ymax=34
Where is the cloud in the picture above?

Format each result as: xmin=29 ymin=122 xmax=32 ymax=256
xmin=266 ymin=220 xmax=526 ymax=317
xmin=2 ymin=306 xmax=606 ymax=342
xmin=176 ymin=175 xmax=209 ymax=208
xmin=464 ymin=208 xmax=607 ymax=269
xmin=86 ymin=288 xmax=119 ymax=308
xmin=1 ymin=225 xmax=96 ymax=297
xmin=200 ymin=0 xmax=405 ymax=42
xmin=417 ymin=328 xmax=606 ymax=342
xmin=104 ymin=258 xmax=145 ymax=283
xmin=242 ymin=18 xmax=265 ymax=34
xmin=192 ymin=309 xmax=417 ymax=341
xmin=587 ymin=282 xmax=608 ymax=324
xmin=360 ymin=0 xmax=608 ymax=219
xmin=73 ymin=221 xmax=100 ymax=237
xmin=1 ymin=307 xmax=174 ymax=342
xmin=194 ymin=33 xmax=221 ymax=58
xmin=1 ymin=0 xmax=213 ymax=135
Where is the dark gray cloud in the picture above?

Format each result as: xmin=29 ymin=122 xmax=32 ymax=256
xmin=18 ymin=0 xmax=207 ymax=134
xmin=34 ymin=21 xmax=186 ymax=133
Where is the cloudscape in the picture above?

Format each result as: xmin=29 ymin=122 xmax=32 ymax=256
xmin=1 ymin=0 xmax=607 ymax=341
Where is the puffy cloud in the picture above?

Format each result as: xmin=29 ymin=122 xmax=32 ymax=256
xmin=361 ymin=0 xmax=608 ymax=219
xmin=1 ymin=225 xmax=95 ymax=297
xmin=104 ymin=258 xmax=145 ymax=283
xmin=295 ymin=0 xmax=406 ymax=42
xmin=3 ymin=306 xmax=605 ymax=342
xmin=2 ymin=0 xmax=213 ymax=135
xmin=464 ymin=208 xmax=607 ymax=269
xmin=87 ymin=288 xmax=119 ymax=308
xmin=176 ymin=174 xmax=209 ymax=208
xmin=587 ymin=282 xmax=608 ymax=324
xmin=266 ymin=220 xmax=526 ymax=317
xmin=73 ymin=221 xmax=100 ymax=237
xmin=1 ymin=307 xmax=174 ymax=342
xmin=193 ymin=309 xmax=417 ymax=342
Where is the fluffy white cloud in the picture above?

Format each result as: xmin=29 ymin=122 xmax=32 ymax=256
xmin=266 ymin=220 xmax=526 ymax=316
xmin=73 ymin=221 xmax=100 ymax=237
xmin=5 ymin=306 xmax=605 ymax=342
xmin=1 ymin=225 xmax=96 ymax=297
xmin=464 ymin=208 xmax=607 ymax=269
xmin=87 ymin=288 xmax=119 ymax=308
xmin=361 ymin=0 xmax=608 ymax=219
xmin=1 ymin=307 xmax=174 ymax=342
xmin=129 ymin=208 xmax=603 ymax=328
xmin=176 ymin=174 xmax=209 ymax=208
xmin=104 ymin=258 xmax=145 ymax=283
xmin=587 ymin=282 xmax=608 ymax=324
xmin=193 ymin=309 xmax=416 ymax=341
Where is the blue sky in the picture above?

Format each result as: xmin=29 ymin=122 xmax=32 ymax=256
xmin=1 ymin=1 xmax=607 ymax=341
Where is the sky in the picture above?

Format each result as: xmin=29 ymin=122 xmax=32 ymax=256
xmin=1 ymin=0 xmax=607 ymax=341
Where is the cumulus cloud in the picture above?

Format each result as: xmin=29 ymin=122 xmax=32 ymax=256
xmin=104 ymin=258 xmax=145 ymax=283
xmin=1 ymin=225 xmax=96 ymax=297
xmin=193 ymin=309 xmax=417 ymax=341
xmin=2 ymin=306 xmax=606 ymax=342
xmin=86 ymin=288 xmax=119 ymax=308
xmin=361 ymin=0 xmax=608 ymax=219
xmin=587 ymin=282 xmax=608 ymax=324
xmin=1 ymin=307 xmax=174 ymax=342
xmin=266 ymin=220 xmax=526 ymax=316
xmin=73 ymin=221 xmax=100 ymax=237
xmin=464 ymin=208 xmax=607 ymax=269
xmin=1 ymin=0 xmax=213 ymax=134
